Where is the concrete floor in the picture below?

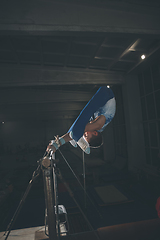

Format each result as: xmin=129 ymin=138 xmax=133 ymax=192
xmin=1 ymin=219 xmax=160 ymax=240
xmin=0 ymin=226 xmax=48 ymax=240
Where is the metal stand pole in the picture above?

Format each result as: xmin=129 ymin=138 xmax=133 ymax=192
xmin=42 ymin=153 xmax=59 ymax=240
xmin=52 ymin=153 xmax=61 ymax=239
xmin=82 ymin=151 xmax=87 ymax=208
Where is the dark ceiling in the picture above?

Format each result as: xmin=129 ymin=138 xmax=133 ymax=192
xmin=1 ymin=35 xmax=160 ymax=73
xmin=0 ymin=0 xmax=160 ymax=122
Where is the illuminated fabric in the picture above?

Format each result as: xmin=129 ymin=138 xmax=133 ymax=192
xmin=68 ymin=86 xmax=116 ymax=142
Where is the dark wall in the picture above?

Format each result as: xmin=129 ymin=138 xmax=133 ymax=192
xmin=0 ymin=118 xmax=74 ymax=151
xmin=0 ymin=118 xmax=73 ymax=168
xmin=138 ymin=60 xmax=160 ymax=168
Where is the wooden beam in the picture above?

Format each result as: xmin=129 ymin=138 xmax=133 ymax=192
xmin=0 ymin=102 xmax=86 ymax=114
xmin=0 ymin=88 xmax=94 ymax=104
xmin=0 ymin=65 xmax=124 ymax=87
xmin=0 ymin=109 xmax=80 ymax=121
xmin=0 ymin=0 xmax=160 ymax=35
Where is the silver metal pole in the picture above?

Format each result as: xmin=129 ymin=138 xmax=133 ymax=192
xmin=82 ymin=151 xmax=87 ymax=208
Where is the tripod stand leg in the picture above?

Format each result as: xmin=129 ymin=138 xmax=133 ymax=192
xmin=4 ymin=164 xmax=41 ymax=240
xmin=4 ymin=180 xmax=32 ymax=240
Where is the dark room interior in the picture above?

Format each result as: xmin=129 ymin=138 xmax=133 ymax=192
xmin=0 ymin=0 xmax=160 ymax=239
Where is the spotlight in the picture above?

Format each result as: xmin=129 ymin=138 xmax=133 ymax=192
xmin=141 ymin=54 xmax=146 ymax=60
xmin=107 ymin=85 xmax=110 ymax=88
xmin=2 ymin=122 xmax=5 ymax=124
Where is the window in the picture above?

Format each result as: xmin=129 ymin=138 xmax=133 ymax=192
xmin=138 ymin=62 xmax=160 ymax=167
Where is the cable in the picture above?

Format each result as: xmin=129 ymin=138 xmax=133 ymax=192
xmin=58 ymin=149 xmax=102 ymax=219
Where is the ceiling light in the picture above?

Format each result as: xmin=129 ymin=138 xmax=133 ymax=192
xmin=2 ymin=121 xmax=5 ymax=124
xmin=107 ymin=85 xmax=110 ymax=88
xmin=141 ymin=54 xmax=146 ymax=60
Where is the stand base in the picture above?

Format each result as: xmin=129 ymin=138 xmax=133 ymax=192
xmin=35 ymin=231 xmax=49 ymax=240
xmin=35 ymin=230 xmax=99 ymax=240
xmin=0 ymin=226 xmax=49 ymax=240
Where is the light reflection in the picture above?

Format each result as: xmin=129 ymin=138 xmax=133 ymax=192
xmin=141 ymin=54 xmax=146 ymax=60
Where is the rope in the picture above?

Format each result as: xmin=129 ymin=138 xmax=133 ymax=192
xmin=58 ymin=149 xmax=102 ymax=219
